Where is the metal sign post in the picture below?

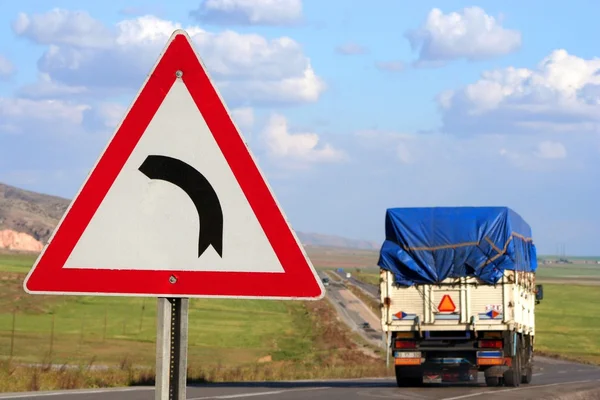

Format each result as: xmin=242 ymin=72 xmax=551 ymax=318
xmin=156 ymin=298 xmax=189 ymax=400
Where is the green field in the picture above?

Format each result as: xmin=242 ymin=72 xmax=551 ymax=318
xmin=536 ymin=263 xmax=600 ymax=281
xmin=536 ymin=283 xmax=600 ymax=364
xmin=0 ymin=253 xmax=383 ymax=373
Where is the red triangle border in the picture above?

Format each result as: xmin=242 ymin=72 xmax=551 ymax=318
xmin=23 ymin=31 xmax=324 ymax=300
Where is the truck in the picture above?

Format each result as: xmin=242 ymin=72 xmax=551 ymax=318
xmin=377 ymin=207 xmax=543 ymax=388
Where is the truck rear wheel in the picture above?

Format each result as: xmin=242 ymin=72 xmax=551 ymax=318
xmin=485 ymin=376 xmax=500 ymax=387
xmin=503 ymin=336 xmax=522 ymax=387
xmin=521 ymin=366 xmax=532 ymax=384
xmin=521 ymin=336 xmax=533 ymax=384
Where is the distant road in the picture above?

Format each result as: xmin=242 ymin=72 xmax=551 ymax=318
xmin=334 ymin=270 xmax=379 ymax=298
xmin=319 ymin=272 xmax=382 ymax=347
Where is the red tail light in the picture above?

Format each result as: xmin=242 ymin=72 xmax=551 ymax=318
xmin=395 ymin=340 xmax=417 ymax=349
xmin=478 ymin=340 xmax=503 ymax=348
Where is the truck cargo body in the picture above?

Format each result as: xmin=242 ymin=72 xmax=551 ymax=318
xmin=377 ymin=207 xmax=543 ymax=387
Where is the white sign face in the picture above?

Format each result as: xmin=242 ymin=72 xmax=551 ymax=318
xmin=64 ymin=79 xmax=284 ymax=273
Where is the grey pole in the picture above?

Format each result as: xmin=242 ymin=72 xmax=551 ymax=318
xmin=156 ymin=297 xmax=189 ymax=400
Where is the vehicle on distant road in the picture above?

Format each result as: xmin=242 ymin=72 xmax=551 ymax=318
xmin=346 ymin=272 xmax=352 ymax=279
xmin=377 ymin=207 xmax=543 ymax=388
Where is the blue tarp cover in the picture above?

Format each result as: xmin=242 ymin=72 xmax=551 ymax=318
xmin=377 ymin=207 xmax=537 ymax=286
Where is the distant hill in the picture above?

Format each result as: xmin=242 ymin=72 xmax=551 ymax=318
xmin=0 ymin=182 xmax=377 ymax=251
xmin=296 ymin=231 xmax=379 ymax=250
xmin=0 ymin=183 xmax=69 ymax=246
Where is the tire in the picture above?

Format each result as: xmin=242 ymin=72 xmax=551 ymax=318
xmin=503 ymin=336 xmax=521 ymax=387
xmin=521 ymin=337 xmax=533 ymax=384
xmin=485 ymin=376 xmax=500 ymax=387
xmin=521 ymin=366 xmax=533 ymax=384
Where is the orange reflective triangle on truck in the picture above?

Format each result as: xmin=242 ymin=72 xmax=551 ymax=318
xmin=437 ymin=294 xmax=456 ymax=312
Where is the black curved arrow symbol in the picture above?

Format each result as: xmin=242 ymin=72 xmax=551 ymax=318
xmin=138 ymin=155 xmax=223 ymax=258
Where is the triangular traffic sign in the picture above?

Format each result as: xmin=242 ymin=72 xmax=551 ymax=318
xmin=23 ymin=30 xmax=324 ymax=300
xmin=437 ymin=294 xmax=456 ymax=312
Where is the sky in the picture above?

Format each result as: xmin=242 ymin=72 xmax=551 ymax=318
xmin=1 ymin=0 xmax=599 ymax=256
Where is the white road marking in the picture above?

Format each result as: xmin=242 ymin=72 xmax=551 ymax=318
xmin=532 ymin=373 xmax=543 ymax=376
xmin=0 ymin=387 xmax=152 ymax=399
xmin=441 ymin=379 xmax=597 ymax=399
xmin=558 ymin=370 xmax=567 ymax=374
xmin=189 ymin=387 xmax=331 ymax=399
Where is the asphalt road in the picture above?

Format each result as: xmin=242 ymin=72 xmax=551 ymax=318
xmin=2 ymin=272 xmax=599 ymax=399
xmin=320 ymin=273 xmax=383 ymax=347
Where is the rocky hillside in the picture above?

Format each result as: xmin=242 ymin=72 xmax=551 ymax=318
xmin=0 ymin=183 xmax=69 ymax=251
xmin=0 ymin=182 xmax=379 ymax=252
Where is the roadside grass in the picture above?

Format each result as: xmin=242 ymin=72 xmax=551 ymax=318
xmin=354 ymin=271 xmax=380 ymax=286
xmin=0 ymin=300 xmax=390 ymax=392
xmin=535 ymin=283 xmax=600 ymax=365
xmin=0 ymin=252 xmax=36 ymax=274
xmin=0 ymin=252 xmax=390 ymax=392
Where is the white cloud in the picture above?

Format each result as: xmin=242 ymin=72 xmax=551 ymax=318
xmin=82 ymin=102 xmax=127 ymax=132
xmin=405 ymin=7 xmax=521 ymax=67
xmin=190 ymin=0 xmax=302 ymax=26
xmin=0 ymin=55 xmax=15 ymax=79
xmin=13 ymin=11 xmax=325 ymax=106
xmin=438 ymin=49 xmax=600 ymax=135
xmin=335 ymin=42 xmax=367 ymax=55
xmin=0 ymin=96 xmax=127 ymax=137
xmin=17 ymin=73 xmax=89 ymax=99
xmin=217 ymin=62 xmax=324 ymax=105
xmin=262 ymin=113 xmax=346 ymax=165
xmin=0 ymin=98 xmax=88 ymax=135
xmin=535 ymin=141 xmax=567 ymax=159
xmin=12 ymin=9 xmax=113 ymax=48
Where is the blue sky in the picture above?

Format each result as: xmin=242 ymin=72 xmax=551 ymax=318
xmin=1 ymin=0 xmax=600 ymax=256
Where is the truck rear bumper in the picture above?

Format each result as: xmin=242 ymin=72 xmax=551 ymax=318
xmin=394 ymin=351 xmax=510 ymax=372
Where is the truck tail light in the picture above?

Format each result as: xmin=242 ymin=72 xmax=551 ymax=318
xmin=395 ymin=340 xmax=417 ymax=349
xmin=478 ymin=340 xmax=503 ymax=348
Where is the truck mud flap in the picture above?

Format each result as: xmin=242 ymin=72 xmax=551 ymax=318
xmin=423 ymin=368 xmax=478 ymax=384
xmin=422 ymin=359 xmax=478 ymax=384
